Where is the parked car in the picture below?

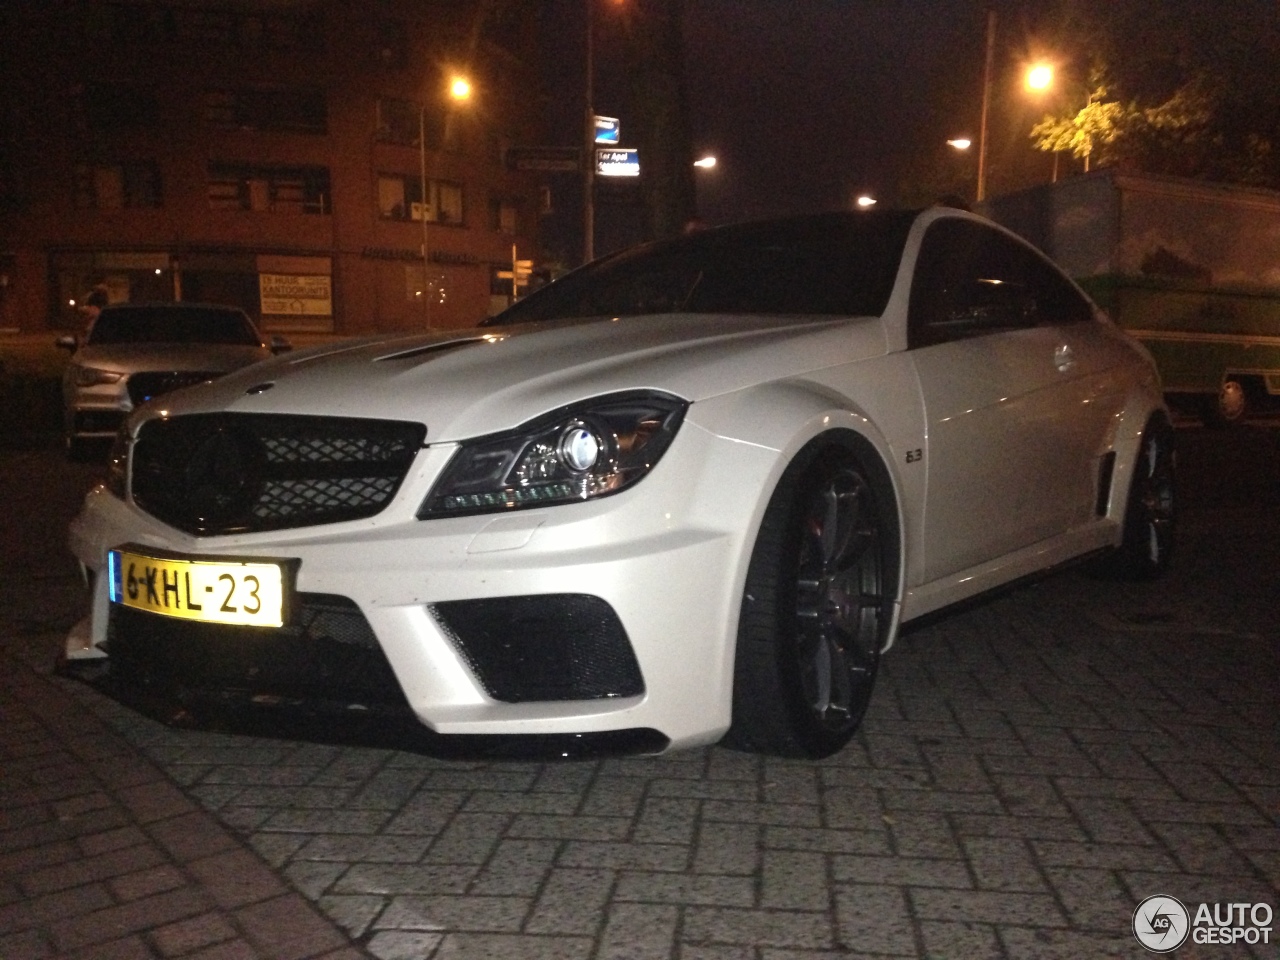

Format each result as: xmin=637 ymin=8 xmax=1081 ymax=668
xmin=57 ymin=301 xmax=287 ymax=460
xmin=63 ymin=208 xmax=1174 ymax=758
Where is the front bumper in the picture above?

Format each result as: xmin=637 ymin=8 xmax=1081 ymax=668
xmin=66 ymin=420 xmax=780 ymax=752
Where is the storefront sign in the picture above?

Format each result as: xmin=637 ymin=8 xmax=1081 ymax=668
xmin=259 ymin=273 xmax=332 ymax=316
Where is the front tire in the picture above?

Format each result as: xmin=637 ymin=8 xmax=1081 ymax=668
xmin=724 ymin=443 xmax=895 ymax=758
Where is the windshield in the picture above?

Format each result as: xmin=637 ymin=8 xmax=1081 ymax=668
xmin=488 ymin=210 xmax=917 ymax=327
xmin=88 ymin=306 xmax=260 ymax=346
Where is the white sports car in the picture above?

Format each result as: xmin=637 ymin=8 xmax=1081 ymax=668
xmin=64 ymin=207 xmax=1175 ymax=758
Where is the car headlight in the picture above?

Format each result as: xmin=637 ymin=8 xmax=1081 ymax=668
xmin=418 ymin=391 xmax=687 ymax=517
xmin=73 ymin=365 xmax=124 ymax=387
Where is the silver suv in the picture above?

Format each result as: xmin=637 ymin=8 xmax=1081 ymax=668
xmin=58 ymin=302 xmax=287 ymax=459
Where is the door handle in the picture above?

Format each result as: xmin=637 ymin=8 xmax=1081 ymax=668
xmin=1054 ymin=344 xmax=1075 ymax=372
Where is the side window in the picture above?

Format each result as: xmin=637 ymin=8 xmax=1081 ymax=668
xmin=908 ymin=219 xmax=1090 ymax=348
xmin=1023 ymin=254 xmax=1094 ymax=326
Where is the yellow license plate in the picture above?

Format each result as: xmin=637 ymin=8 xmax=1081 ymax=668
xmin=109 ymin=547 xmax=287 ymax=628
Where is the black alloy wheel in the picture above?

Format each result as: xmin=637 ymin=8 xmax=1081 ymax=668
xmin=725 ymin=445 xmax=892 ymax=758
xmin=793 ymin=464 xmax=883 ymax=735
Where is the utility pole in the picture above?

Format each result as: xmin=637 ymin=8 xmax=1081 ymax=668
xmin=582 ymin=0 xmax=596 ymax=264
xmin=976 ymin=8 xmax=995 ymax=203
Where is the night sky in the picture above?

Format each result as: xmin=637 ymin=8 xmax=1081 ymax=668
xmin=538 ymin=0 xmax=1042 ymax=262
xmin=536 ymin=0 xmax=1280 ymax=264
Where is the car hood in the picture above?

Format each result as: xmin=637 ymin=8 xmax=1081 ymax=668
xmin=71 ymin=342 xmax=272 ymax=374
xmin=145 ymin=313 xmax=888 ymax=442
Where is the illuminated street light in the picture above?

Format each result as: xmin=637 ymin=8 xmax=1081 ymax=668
xmin=419 ymin=73 xmax=472 ymax=328
xmin=947 ymin=138 xmax=972 ymax=150
xmin=1026 ymin=63 xmax=1053 ymax=92
xmin=693 ymin=156 xmax=717 ymax=168
xmin=855 ymin=195 xmax=877 ymax=209
xmin=449 ymin=76 xmax=472 ymax=101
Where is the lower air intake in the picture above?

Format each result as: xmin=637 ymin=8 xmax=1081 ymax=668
xmin=430 ymin=594 xmax=644 ymax=703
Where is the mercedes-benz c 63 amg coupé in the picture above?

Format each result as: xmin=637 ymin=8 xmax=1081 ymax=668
xmin=64 ymin=207 xmax=1175 ymax=758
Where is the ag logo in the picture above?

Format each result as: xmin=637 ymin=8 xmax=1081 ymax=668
xmin=1133 ymin=895 xmax=1190 ymax=952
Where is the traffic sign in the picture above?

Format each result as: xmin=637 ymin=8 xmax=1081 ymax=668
xmin=594 ymin=116 xmax=620 ymax=145
xmin=597 ymin=148 xmax=640 ymax=177
xmin=506 ymin=146 xmax=581 ymax=173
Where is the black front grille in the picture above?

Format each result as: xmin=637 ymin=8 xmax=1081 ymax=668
xmin=430 ymin=594 xmax=645 ymax=703
xmin=127 ymin=371 xmax=219 ymax=406
xmin=131 ymin=413 xmax=426 ymax=535
xmin=107 ymin=593 xmax=408 ymax=707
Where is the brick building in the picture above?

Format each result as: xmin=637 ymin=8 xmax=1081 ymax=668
xmin=0 ymin=0 xmax=547 ymax=338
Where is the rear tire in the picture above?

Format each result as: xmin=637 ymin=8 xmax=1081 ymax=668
xmin=723 ymin=442 xmax=895 ymax=758
xmin=1091 ymin=415 xmax=1175 ymax=580
xmin=1202 ymin=378 xmax=1247 ymax=428
xmin=66 ymin=435 xmax=93 ymax=462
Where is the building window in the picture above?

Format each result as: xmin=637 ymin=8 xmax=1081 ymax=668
xmin=74 ymin=162 xmax=162 ymax=209
xmin=491 ymin=197 xmax=520 ymax=234
xmin=377 ymin=175 xmax=463 ymax=225
xmin=375 ymin=98 xmax=420 ymax=146
xmin=174 ymin=7 xmax=235 ymax=44
xmin=205 ymin=88 xmax=327 ymax=135
xmin=208 ymin=164 xmax=330 ymax=214
xmin=99 ymin=4 xmax=322 ymax=51
xmin=0 ymin=159 xmax=21 ymax=213
xmin=375 ymin=98 xmax=449 ymax=150
xmin=81 ymin=83 xmax=160 ymax=129
xmin=372 ymin=19 xmax=408 ymax=68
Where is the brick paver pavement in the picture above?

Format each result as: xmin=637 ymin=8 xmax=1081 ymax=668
xmin=2 ymin=428 xmax=1277 ymax=959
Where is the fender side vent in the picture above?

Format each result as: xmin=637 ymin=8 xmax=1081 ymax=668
xmin=1096 ymin=451 xmax=1117 ymax=516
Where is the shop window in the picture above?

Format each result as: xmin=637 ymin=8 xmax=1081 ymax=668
xmin=405 ymin=265 xmax=447 ymax=306
xmin=75 ymin=162 xmax=162 ymax=209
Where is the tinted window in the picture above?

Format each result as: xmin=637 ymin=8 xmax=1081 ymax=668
xmin=487 ymin=211 xmax=917 ymax=326
xmin=88 ymin=306 xmax=260 ymax=346
xmin=909 ymin=219 xmax=1093 ymax=348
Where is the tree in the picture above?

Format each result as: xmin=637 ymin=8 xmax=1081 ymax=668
xmin=1026 ymin=0 xmax=1280 ymax=189
xmin=1028 ymin=68 xmax=1276 ymax=186
xmin=1029 ymin=84 xmax=1131 ymax=171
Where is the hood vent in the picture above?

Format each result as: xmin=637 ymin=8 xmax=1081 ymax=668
xmin=375 ymin=336 xmax=499 ymax=364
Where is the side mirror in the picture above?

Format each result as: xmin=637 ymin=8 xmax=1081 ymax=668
xmin=269 ymin=334 xmax=292 ymax=354
xmin=56 ymin=335 xmax=78 ymax=352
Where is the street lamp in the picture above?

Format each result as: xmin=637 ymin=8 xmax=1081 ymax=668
xmin=976 ymin=8 xmax=996 ymax=202
xmin=1026 ymin=63 xmax=1053 ymax=92
xmin=419 ymin=74 xmax=472 ymax=329
xmin=1022 ymin=62 xmax=1060 ymax=180
xmin=693 ymin=155 xmax=717 ymax=168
